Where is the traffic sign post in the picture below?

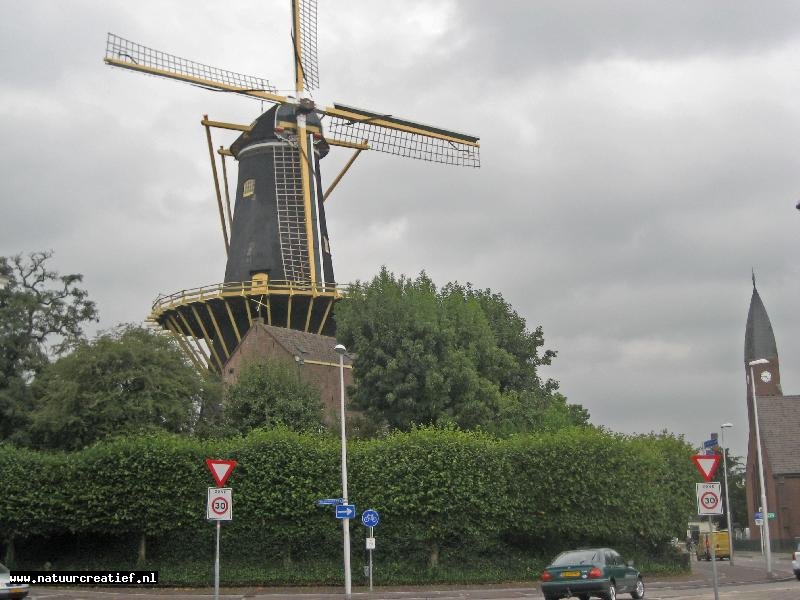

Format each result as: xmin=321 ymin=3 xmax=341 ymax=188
xmin=361 ymin=509 xmax=380 ymax=591
xmin=205 ymin=459 xmax=236 ymax=600
xmin=695 ymin=474 xmax=721 ymax=600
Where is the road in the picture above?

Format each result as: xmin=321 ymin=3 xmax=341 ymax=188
xmin=24 ymin=551 xmax=798 ymax=600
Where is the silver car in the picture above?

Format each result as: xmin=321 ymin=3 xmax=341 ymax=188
xmin=792 ymin=537 xmax=800 ymax=581
xmin=0 ymin=563 xmax=28 ymax=599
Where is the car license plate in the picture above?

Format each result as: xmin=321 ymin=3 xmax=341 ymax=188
xmin=561 ymin=570 xmax=581 ymax=577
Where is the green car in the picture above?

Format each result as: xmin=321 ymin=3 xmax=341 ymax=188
xmin=539 ymin=548 xmax=645 ymax=600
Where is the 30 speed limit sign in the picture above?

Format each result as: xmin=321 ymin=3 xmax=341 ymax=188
xmin=207 ymin=487 xmax=233 ymax=520
xmin=696 ymin=482 xmax=723 ymax=515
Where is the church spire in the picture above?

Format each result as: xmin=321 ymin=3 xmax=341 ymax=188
xmin=744 ymin=274 xmax=778 ymax=364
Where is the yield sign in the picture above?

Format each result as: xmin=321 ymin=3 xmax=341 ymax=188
xmin=691 ymin=454 xmax=720 ymax=482
xmin=206 ymin=458 xmax=237 ymax=487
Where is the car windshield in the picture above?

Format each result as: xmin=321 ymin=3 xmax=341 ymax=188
xmin=552 ymin=550 xmax=601 ymax=566
xmin=0 ymin=562 xmax=8 ymax=575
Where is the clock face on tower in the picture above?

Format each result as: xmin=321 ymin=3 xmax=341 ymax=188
xmin=760 ymin=370 xmax=772 ymax=383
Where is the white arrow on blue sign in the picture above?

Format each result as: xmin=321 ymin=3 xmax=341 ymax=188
xmin=361 ymin=508 xmax=380 ymax=527
xmin=317 ymin=498 xmax=345 ymax=506
xmin=703 ymin=439 xmax=716 ymax=448
xmin=336 ymin=504 xmax=356 ymax=519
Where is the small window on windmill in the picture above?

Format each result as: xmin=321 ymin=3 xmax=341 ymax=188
xmin=243 ymin=179 xmax=255 ymax=198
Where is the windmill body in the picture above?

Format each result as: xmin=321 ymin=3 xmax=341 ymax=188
xmin=225 ymin=105 xmax=334 ymax=287
xmin=103 ymin=3 xmax=479 ymax=372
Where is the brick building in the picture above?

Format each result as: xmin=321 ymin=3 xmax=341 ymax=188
xmin=223 ymin=320 xmax=353 ymax=427
xmin=743 ymin=279 xmax=800 ymax=544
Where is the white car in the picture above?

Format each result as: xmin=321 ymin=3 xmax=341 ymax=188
xmin=0 ymin=563 xmax=28 ymax=599
xmin=793 ymin=537 xmax=800 ymax=581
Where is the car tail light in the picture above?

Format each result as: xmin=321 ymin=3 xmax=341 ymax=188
xmin=540 ymin=571 xmax=553 ymax=582
xmin=274 ymin=127 xmax=285 ymax=134
xmin=588 ymin=567 xmax=603 ymax=579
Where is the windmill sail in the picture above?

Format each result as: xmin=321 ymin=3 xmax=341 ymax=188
xmin=293 ymin=0 xmax=319 ymax=91
xmin=324 ymin=103 xmax=480 ymax=167
xmin=104 ymin=33 xmax=285 ymax=103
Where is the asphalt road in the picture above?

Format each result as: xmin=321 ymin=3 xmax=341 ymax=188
xmin=23 ymin=551 xmax=799 ymax=600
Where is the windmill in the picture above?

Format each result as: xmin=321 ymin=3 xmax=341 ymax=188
xmin=104 ymin=0 xmax=480 ymax=373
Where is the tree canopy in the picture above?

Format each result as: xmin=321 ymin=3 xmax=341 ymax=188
xmin=223 ymin=359 xmax=325 ymax=434
xmin=25 ymin=325 xmax=220 ymax=450
xmin=335 ymin=268 xmax=588 ymax=433
xmin=0 ymin=251 xmax=98 ymax=441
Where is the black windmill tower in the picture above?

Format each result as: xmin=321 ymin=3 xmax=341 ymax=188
xmin=104 ymin=1 xmax=480 ymax=372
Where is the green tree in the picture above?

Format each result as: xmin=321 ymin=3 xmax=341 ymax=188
xmin=335 ymin=268 xmax=587 ymax=432
xmin=713 ymin=449 xmax=747 ymax=529
xmin=223 ymin=359 xmax=324 ymax=434
xmin=0 ymin=250 xmax=98 ymax=441
xmin=26 ymin=325 xmax=218 ymax=450
xmin=494 ymin=390 xmax=590 ymax=435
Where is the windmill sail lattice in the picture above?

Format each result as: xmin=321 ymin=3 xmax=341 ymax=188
xmin=105 ymin=34 xmax=278 ymax=95
xmin=294 ymin=0 xmax=319 ymax=91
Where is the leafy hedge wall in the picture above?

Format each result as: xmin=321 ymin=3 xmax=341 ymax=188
xmin=0 ymin=427 xmax=695 ymax=578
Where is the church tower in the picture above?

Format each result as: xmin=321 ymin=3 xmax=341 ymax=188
xmin=744 ymin=275 xmax=782 ymax=407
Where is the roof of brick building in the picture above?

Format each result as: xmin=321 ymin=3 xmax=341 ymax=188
xmin=757 ymin=395 xmax=800 ymax=475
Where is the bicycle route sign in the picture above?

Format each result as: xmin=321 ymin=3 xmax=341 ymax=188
xmin=361 ymin=508 xmax=380 ymax=528
xmin=696 ymin=482 xmax=722 ymax=515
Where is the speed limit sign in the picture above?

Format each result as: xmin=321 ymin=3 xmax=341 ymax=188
xmin=696 ymin=482 xmax=722 ymax=515
xmin=207 ymin=487 xmax=233 ymax=520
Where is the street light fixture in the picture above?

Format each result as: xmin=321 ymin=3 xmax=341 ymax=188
xmin=720 ymin=422 xmax=734 ymax=565
xmin=748 ymin=358 xmax=772 ymax=576
xmin=334 ymin=343 xmax=352 ymax=599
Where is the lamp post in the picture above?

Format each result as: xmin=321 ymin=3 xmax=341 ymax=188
xmin=720 ymin=422 xmax=734 ymax=565
xmin=334 ymin=343 xmax=352 ymax=599
xmin=748 ymin=358 xmax=772 ymax=576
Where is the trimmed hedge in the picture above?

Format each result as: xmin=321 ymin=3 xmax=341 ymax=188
xmin=0 ymin=427 xmax=695 ymax=582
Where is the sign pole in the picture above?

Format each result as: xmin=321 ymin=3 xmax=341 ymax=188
xmin=214 ymin=520 xmax=220 ymax=600
xmin=369 ymin=525 xmax=374 ymax=592
xmin=708 ymin=515 xmax=719 ymax=600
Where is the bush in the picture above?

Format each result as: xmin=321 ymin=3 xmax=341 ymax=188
xmin=2 ymin=427 xmax=695 ymax=582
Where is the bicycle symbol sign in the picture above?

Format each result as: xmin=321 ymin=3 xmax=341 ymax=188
xmin=207 ymin=487 xmax=233 ymax=521
xmin=696 ymin=482 xmax=722 ymax=515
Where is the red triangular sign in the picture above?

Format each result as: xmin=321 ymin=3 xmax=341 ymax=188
xmin=691 ymin=454 xmax=720 ymax=482
xmin=206 ymin=458 xmax=237 ymax=487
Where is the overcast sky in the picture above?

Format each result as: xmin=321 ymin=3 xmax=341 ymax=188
xmin=2 ymin=1 xmax=799 ymax=457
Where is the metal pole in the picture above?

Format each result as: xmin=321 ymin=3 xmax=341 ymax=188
xmin=214 ymin=520 xmax=220 ymax=600
xmin=369 ymin=525 xmax=374 ymax=592
xmin=750 ymin=362 xmax=773 ymax=575
xmin=336 ymin=345 xmax=352 ymax=599
xmin=709 ymin=516 xmax=720 ymax=600
xmin=720 ymin=426 xmax=734 ymax=565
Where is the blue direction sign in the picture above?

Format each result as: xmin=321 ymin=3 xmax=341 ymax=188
xmin=361 ymin=508 xmax=380 ymax=527
xmin=754 ymin=511 xmax=776 ymax=519
xmin=703 ymin=439 xmax=716 ymax=449
xmin=317 ymin=498 xmax=345 ymax=506
xmin=336 ymin=504 xmax=356 ymax=519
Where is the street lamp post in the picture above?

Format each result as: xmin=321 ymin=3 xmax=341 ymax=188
xmin=748 ymin=358 xmax=772 ymax=576
xmin=720 ymin=422 xmax=734 ymax=565
xmin=334 ymin=343 xmax=352 ymax=599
